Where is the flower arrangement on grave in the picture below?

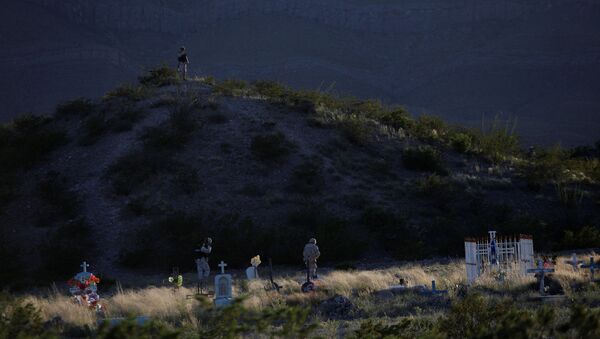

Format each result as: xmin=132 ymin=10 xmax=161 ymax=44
xmin=251 ymin=255 xmax=262 ymax=268
xmin=67 ymin=262 xmax=103 ymax=312
xmin=168 ymin=274 xmax=183 ymax=288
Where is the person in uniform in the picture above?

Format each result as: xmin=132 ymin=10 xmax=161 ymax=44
xmin=303 ymin=238 xmax=320 ymax=279
xmin=177 ymin=46 xmax=189 ymax=80
xmin=195 ymin=237 xmax=212 ymax=286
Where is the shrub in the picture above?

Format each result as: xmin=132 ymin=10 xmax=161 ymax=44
xmin=561 ymin=226 xmax=600 ymax=249
xmin=172 ymin=165 xmax=201 ymax=194
xmin=0 ymin=115 xmax=67 ymax=170
xmin=375 ymin=107 xmax=414 ymax=130
xmin=138 ymin=65 xmax=179 ymax=87
xmin=36 ymin=171 xmax=81 ymax=225
xmin=250 ymin=133 xmax=293 ymax=162
xmin=449 ymin=131 xmax=474 ymax=153
xmin=253 ymin=80 xmax=288 ymax=100
xmin=79 ymin=113 xmax=108 ymax=145
xmin=54 ymin=98 xmax=94 ymax=117
xmin=288 ymin=158 xmax=324 ymax=195
xmin=109 ymin=106 xmax=146 ymax=132
xmin=413 ymin=115 xmax=447 ymax=140
xmin=338 ymin=115 xmax=373 ymax=145
xmin=97 ymin=318 xmax=179 ymax=339
xmin=214 ymin=79 xmax=248 ymax=96
xmin=206 ymin=113 xmax=228 ymax=124
xmin=0 ymin=302 xmax=47 ymax=338
xmin=141 ymin=104 xmax=198 ymax=151
xmin=476 ymin=117 xmax=520 ymax=163
xmin=39 ymin=218 xmax=95 ymax=279
xmin=402 ymin=146 xmax=447 ymax=174
xmin=104 ymin=84 xmax=151 ymax=102
xmin=107 ymin=150 xmax=176 ymax=195
xmin=361 ymin=207 xmax=424 ymax=259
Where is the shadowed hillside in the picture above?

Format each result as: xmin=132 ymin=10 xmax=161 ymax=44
xmin=0 ymin=68 xmax=599 ymax=286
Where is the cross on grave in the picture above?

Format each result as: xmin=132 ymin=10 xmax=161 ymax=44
xmin=419 ymin=280 xmax=448 ymax=296
xmin=565 ymin=253 xmax=584 ymax=271
xmin=218 ymin=261 xmax=227 ymax=274
xmin=80 ymin=261 xmax=89 ymax=272
xmin=527 ymin=259 xmax=555 ymax=294
xmin=581 ymin=257 xmax=599 ymax=281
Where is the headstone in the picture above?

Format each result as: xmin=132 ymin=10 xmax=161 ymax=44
xmin=214 ymin=261 xmax=233 ymax=307
xmin=527 ymin=259 xmax=555 ymax=294
xmin=67 ymin=261 xmax=102 ymax=312
xmin=245 ymin=255 xmax=261 ymax=280
xmin=581 ymin=257 xmax=599 ymax=281
xmin=565 ymin=253 xmax=583 ymax=271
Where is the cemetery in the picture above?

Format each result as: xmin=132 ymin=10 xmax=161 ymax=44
xmin=3 ymin=247 xmax=600 ymax=337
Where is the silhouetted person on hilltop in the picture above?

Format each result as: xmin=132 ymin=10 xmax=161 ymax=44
xmin=177 ymin=46 xmax=189 ymax=81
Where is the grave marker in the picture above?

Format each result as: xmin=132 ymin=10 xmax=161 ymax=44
xmin=214 ymin=261 xmax=233 ymax=307
xmin=527 ymin=259 xmax=555 ymax=294
xmin=465 ymin=231 xmax=535 ymax=284
xmin=565 ymin=253 xmax=583 ymax=271
xmin=581 ymin=257 xmax=599 ymax=281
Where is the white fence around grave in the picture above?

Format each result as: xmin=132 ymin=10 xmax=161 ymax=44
xmin=464 ymin=231 xmax=535 ymax=284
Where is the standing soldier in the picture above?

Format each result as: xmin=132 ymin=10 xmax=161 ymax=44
xmin=303 ymin=238 xmax=320 ymax=279
xmin=195 ymin=237 xmax=212 ymax=293
xmin=177 ymin=46 xmax=189 ymax=80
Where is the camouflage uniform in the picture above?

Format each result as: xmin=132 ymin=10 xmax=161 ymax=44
xmin=303 ymin=238 xmax=320 ymax=279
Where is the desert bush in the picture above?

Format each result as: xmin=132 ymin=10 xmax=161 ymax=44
xmin=361 ymin=207 xmax=424 ymax=259
xmin=104 ymin=84 xmax=151 ymax=102
xmin=39 ymin=218 xmax=95 ymax=279
xmin=253 ymin=80 xmax=288 ymax=100
xmin=413 ymin=115 xmax=447 ymax=141
xmin=138 ymin=65 xmax=179 ymax=87
xmin=375 ymin=106 xmax=414 ymax=130
xmin=54 ymin=98 xmax=94 ymax=117
xmin=288 ymin=158 xmax=324 ymax=195
xmin=97 ymin=317 xmax=179 ymax=338
xmin=107 ymin=150 xmax=176 ymax=195
xmin=214 ymin=79 xmax=248 ymax=96
xmin=401 ymin=146 xmax=447 ymax=174
xmin=449 ymin=131 xmax=474 ymax=153
xmin=36 ymin=171 xmax=81 ymax=225
xmin=0 ymin=115 xmax=67 ymax=170
xmin=0 ymin=301 xmax=48 ymax=339
xmin=250 ymin=133 xmax=293 ymax=162
xmin=561 ymin=226 xmax=600 ymax=250
xmin=522 ymin=145 xmax=569 ymax=190
xmin=476 ymin=117 xmax=520 ymax=163
xmin=79 ymin=113 xmax=109 ymax=145
xmin=109 ymin=106 xmax=147 ymax=132
xmin=141 ymin=104 xmax=198 ymax=151
xmin=338 ymin=115 xmax=373 ymax=145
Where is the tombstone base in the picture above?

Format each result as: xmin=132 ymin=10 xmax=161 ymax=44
xmin=214 ymin=297 xmax=233 ymax=307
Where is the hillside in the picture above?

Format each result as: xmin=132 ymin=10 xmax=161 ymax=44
xmin=1 ymin=68 xmax=599 ymax=286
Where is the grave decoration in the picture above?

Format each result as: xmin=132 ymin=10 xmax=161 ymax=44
xmin=67 ymin=261 xmax=103 ymax=313
xmin=581 ymin=257 xmax=600 ymax=282
xmin=214 ymin=261 xmax=233 ymax=307
xmin=420 ymin=280 xmax=448 ymax=296
xmin=464 ymin=231 xmax=535 ymax=284
xmin=266 ymin=258 xmax=282 ymax=292
xmin=168 ymin=267 xmax=183 ymax=289
xmin=527 ymin=259 xmax=555 ymax=295
xmin=246 ymin=255 xmax=261 ymax=280
xmin=565 ymin=253 xmax=584 ymax=271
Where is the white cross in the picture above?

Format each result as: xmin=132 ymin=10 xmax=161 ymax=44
xmin=80 ymin=261 xmax=89 ymax=272
xmin=218 ymin=261 xmax=227 ymax=274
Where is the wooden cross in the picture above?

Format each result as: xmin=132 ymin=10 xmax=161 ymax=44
xmin=527 ymin=259 xmax=555 ymax=294
xmin=80 ymin=261 xmax=89 ymax=272
xmin=218 ymin=261 xmax=227 ymax=274
xmin=565 ymin=253 xmax=583 ymax=271
xmin=581 ymin=257 xmax=599 ymax=281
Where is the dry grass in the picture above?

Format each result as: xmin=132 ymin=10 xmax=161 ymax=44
xmin=17 ymin=254 xmax=599 ymax=329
